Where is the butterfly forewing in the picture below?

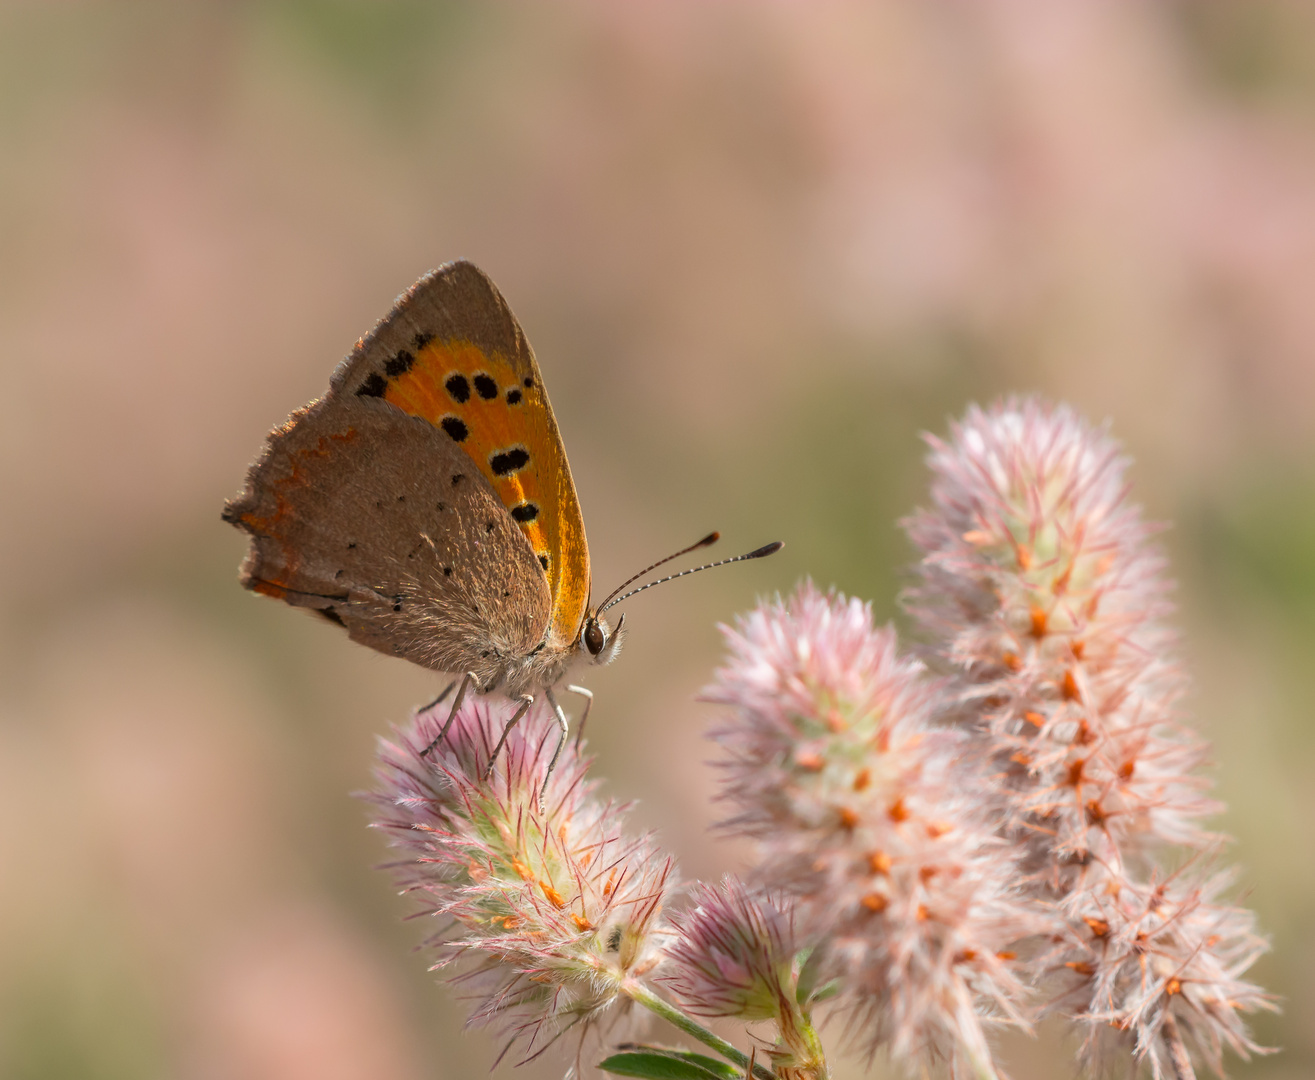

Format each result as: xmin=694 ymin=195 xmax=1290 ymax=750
xmin=329 ymin=261 xmax=590 ymax=650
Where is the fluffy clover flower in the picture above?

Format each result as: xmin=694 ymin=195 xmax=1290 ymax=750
xmin=369 ymin=697 xmax=674 ymax=1068
xmin=904 ymin=399 xmax=1272 ymax=1077
xmin=665 ymin=879 xmax=826 ymax=1078
xmin=705 ymin=584 xmax=1040 ymax=1077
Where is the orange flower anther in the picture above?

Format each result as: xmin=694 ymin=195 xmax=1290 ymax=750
xmin=796 ymin=750 xmax=825 ymax=772
xmin=1030 ymin=605 xmax=1048 ymax=637
xmin=1062 ymin=669 xmax=1080 ymax=701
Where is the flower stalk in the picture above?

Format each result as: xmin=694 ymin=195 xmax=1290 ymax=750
xmin=621 ymin=980 xmax=780 ymax=1080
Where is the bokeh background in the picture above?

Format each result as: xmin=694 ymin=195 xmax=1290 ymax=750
xmin=2 ymin=2 xmax=1314 ymax=1078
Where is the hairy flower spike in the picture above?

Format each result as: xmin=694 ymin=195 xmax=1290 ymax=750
xmin=705 ymin=583 xmax=1042 ymax=1076
xmin=666 ymin=879 xmax=798 ymax=1022
xmin=368 ymin=698 xmax=675 ymax=1066
xmin=905 ymin=398 xmax=1273 ymax=1077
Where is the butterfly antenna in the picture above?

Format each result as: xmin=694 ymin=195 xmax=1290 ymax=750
xmin=597 ymin=540 xmax=783 ymax=615
xmin=595 ymin=531 xmax=721 ymax=612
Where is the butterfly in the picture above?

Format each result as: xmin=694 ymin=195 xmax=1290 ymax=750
xmin=224 ymin=260 xmax=780 ymax=787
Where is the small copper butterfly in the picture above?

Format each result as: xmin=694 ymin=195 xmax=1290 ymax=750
xmin=224 ymin=261 xmax=780 ymax=786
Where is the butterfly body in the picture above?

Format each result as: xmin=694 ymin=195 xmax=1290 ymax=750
xmin=224 ymin=261 xmax=621 ymax=701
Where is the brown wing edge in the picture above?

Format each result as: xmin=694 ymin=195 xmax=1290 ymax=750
xmin=327 ymin=260 xmax=531 ymax=398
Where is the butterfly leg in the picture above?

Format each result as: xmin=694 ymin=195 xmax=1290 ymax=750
xmin=418 ymin=679 xmax=457 ymax=716
xmin=484 ymin=693 xmax=535 ymax=781
xmin=540 ymin=687 xmax=574 ymax=808
xmin=564 ymin=684 xmax=594 ymax=745
xmin=420 ymin=671 xmax=480 ymax=758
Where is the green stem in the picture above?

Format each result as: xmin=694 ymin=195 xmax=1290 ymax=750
xmin=622 ymin=981 xmax=776 ymax=1080
xmin=781 ymin=1008 xmax=829 ymax=1080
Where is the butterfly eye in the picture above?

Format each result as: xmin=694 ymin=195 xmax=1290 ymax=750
xmin=584 ymin=620 xmax=606 ymax=656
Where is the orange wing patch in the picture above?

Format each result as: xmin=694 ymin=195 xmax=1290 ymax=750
xmin=376 ymin=338 xmax=589 ymax=648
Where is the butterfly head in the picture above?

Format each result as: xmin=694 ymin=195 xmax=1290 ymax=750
xmin=581 ymin=611 xmax=625 ymax=666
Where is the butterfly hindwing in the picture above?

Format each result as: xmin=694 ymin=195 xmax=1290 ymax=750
xmin=224 ymin=394 xmax=551 ymax=682
xmin=329 ymin=261 xmax=590 ymax=650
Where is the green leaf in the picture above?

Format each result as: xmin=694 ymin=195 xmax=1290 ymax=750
xmin=598 ymin=1047 xmax=744 ymax=1079
xmin=660 ymin=1051 xmax=745 ymax=1079
xmin=808 ymin=977 xmax=842 ymax=1003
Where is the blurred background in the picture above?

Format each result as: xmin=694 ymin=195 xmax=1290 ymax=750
xmin=2 ymin=2 xmax=1313 ymax=1077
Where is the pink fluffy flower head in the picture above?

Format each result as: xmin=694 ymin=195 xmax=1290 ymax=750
xmin=665 ymin=878 xmax=826 ymax=1078
xmin=369 ymin=697 xmax=674 ymax=1067
xmin=903 ymin=398 xmax=1215 ymax=868
xmin=705 ymin=583 xmax=1041 ymax=1076
xmin=904 ymin=398 xmax=1273 ymax=1077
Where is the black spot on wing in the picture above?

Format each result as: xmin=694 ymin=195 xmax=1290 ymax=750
xmin=539 ymin=554 xmax=550 ymax=571
xmin=445 ymin=373 xmax=470 ymax=403
xmin=511 ymin=502 xmax=539 ymax=523
xmin=489 ymin=446 xmax=530 ymax=475
xmin=505 ymin=388 xmax=522 ymax=405
xmin=523 ymin=377 xmax=534 ymax=389
xmin=474 ymin=373 xmax=498 ymax=400
xmin=451 ymin=473 xmax=466 ymax=486
xmin=356 ymin=373 xmax=387 ymax=397
xmin=441 ymin=416 xmax=468 ymax=442
xmin=385 ymin=350 xmax=414 ymax=377
xmin=413 ymin=330 xmax=434 ymax=350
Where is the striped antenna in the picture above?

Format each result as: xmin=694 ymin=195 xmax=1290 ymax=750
xmin=595 ymin=531 xmax=720 ymax=612
xmin=597 ymin=540 xmax=783 ymax=615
